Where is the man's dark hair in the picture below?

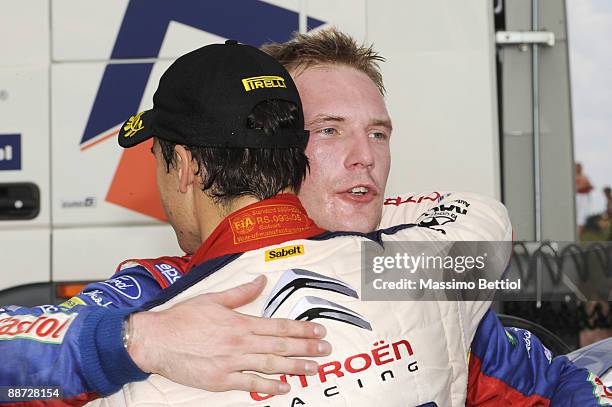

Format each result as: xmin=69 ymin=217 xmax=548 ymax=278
xmin=157 ymin=99 xmax=309 ymax=205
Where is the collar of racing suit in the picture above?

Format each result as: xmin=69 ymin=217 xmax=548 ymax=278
xmin=187 ymin=193 xmax=326 ymax=270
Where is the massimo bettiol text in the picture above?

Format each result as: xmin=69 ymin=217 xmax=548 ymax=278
xmin=360 ymin=241 xmax=513 ymax=301
xmin=361 ymin=241 xmax=612 ymax=302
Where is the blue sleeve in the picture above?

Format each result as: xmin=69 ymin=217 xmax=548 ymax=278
xmin=0 ymin=265 xmax=164 ymax=404
xmin=69 ymin=264 xmax=167 ymax=310
xmin=467 ymin=309 xmax=612 ymax=406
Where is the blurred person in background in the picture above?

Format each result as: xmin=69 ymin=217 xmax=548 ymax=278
xmin=576 ymin=162 xmax=594 ymax=239
xmin=579 ymin=185 xmax=612 ymax=347
xmin=580 ymin=186 xmax=612 ymax=241
xmin=604 ymin=186 xmax=612 ymax=219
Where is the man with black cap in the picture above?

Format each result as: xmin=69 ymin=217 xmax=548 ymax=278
xmin=0 ymin=40 xmax=330 ymax=405
xmin=114 ymin=40 xmax=330 ymax=396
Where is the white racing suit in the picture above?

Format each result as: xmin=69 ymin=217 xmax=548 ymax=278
xmin=90 ymin=192 xmax=516 ymax=406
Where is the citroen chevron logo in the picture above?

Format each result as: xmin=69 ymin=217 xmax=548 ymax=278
xmin=262 ymin=269 xmax=371 ymax=330
xmin=288 ymin=296 xmax=372 ymax=331
xmin=262 ymin=269 xmax=358 ymax=318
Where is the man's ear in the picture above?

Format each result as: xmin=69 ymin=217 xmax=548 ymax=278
xmin=174 ymin=145 xmax=195 ymax=194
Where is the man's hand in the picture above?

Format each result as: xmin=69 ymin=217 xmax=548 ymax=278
xmin=127 ymin=275 xmax=331 ymax=395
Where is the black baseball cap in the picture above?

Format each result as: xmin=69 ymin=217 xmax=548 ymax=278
xmin=118 ymin=40 xmax=308 ymax=149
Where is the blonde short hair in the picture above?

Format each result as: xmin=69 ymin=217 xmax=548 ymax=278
xmin=261 ymin=29 xmax=386 ymax=95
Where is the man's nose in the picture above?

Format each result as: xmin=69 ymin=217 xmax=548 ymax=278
xmin=345 ymin=134 xmax=375 ymax=169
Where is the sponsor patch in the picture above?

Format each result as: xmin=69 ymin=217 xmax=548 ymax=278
xmin=504 ymin=329 xmax=517 ymax=346
xmin=154 ymin=263 xmax=182 ymax=284
xmin=37 ymin=305 xmax=59 ymax=314
xmin=229 ymin=204 xmax=309 ymax=245
xmin=250 ymin=336 xmax=416 ymax=402
xmin=522 ymin=330 xmax=532 ymax=359
xmin=242 ymin=75 xmax=286 ymax=92
xmin=101 ymin=276 xmax=142 ymax=300
xmin=588 ymin=373 xmax=612 ymax=403
xmin=122 ymin=111 xmax=145 ymax=138
xmin=416 ymin=199 xmax=470 ymax=231
xmin=265 ymin=245 xmax=304 ymax=262
xmin=262 ymin=269 xmax=358 ymax=318
xmin=82 ymin=290 xmax=112 ymax=307
xmin=543 ymin=346 xmax=552 ymax=363
xmin=0 ymin=134 xmax=21 ymax=171
xmin=0 ymin=306 xmax=21 ymax=314
xmin=383 ymin=192 xmax=441 ymax=206
xmin=59 ymin=297 xmax=86 ymax=310
xmin=288 ymin=296 xmax=372 ymax=331
xmin=0 ymin=313 xmax=77 ymax=344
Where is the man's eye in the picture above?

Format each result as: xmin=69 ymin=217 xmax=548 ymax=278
xmin=318 ymin=128 xmax=338 ymax=136
xmin=370 ymin=132 xmax=388 ymax=140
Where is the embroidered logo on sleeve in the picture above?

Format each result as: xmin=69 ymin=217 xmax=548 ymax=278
xmin=0 ymin=314 xmax=77 ymax=344
xmin=101 ymin=276 xmax=142 ymax=300
xmin=59 ymin=296 xmax=86 ymax=310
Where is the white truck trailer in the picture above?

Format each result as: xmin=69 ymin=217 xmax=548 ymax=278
xmin=0 ymin=0 xmax=574 ymax=303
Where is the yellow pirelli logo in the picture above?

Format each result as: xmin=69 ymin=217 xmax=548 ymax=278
xmin=242 ymin=76 xmax=287 ymax=92
xmin=265 ymin=244 xmax=304 ymax=262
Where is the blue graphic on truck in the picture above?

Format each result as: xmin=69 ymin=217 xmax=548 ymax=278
xmin=0 ymin=134 xmax=21 ymax=171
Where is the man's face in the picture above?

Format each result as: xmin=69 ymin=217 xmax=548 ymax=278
xmin=294 ymin=64 xmax=392 ymax=232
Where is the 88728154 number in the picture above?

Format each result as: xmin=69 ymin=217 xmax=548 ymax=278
xmin=0 ymin=386 xmax=62 ymax=402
